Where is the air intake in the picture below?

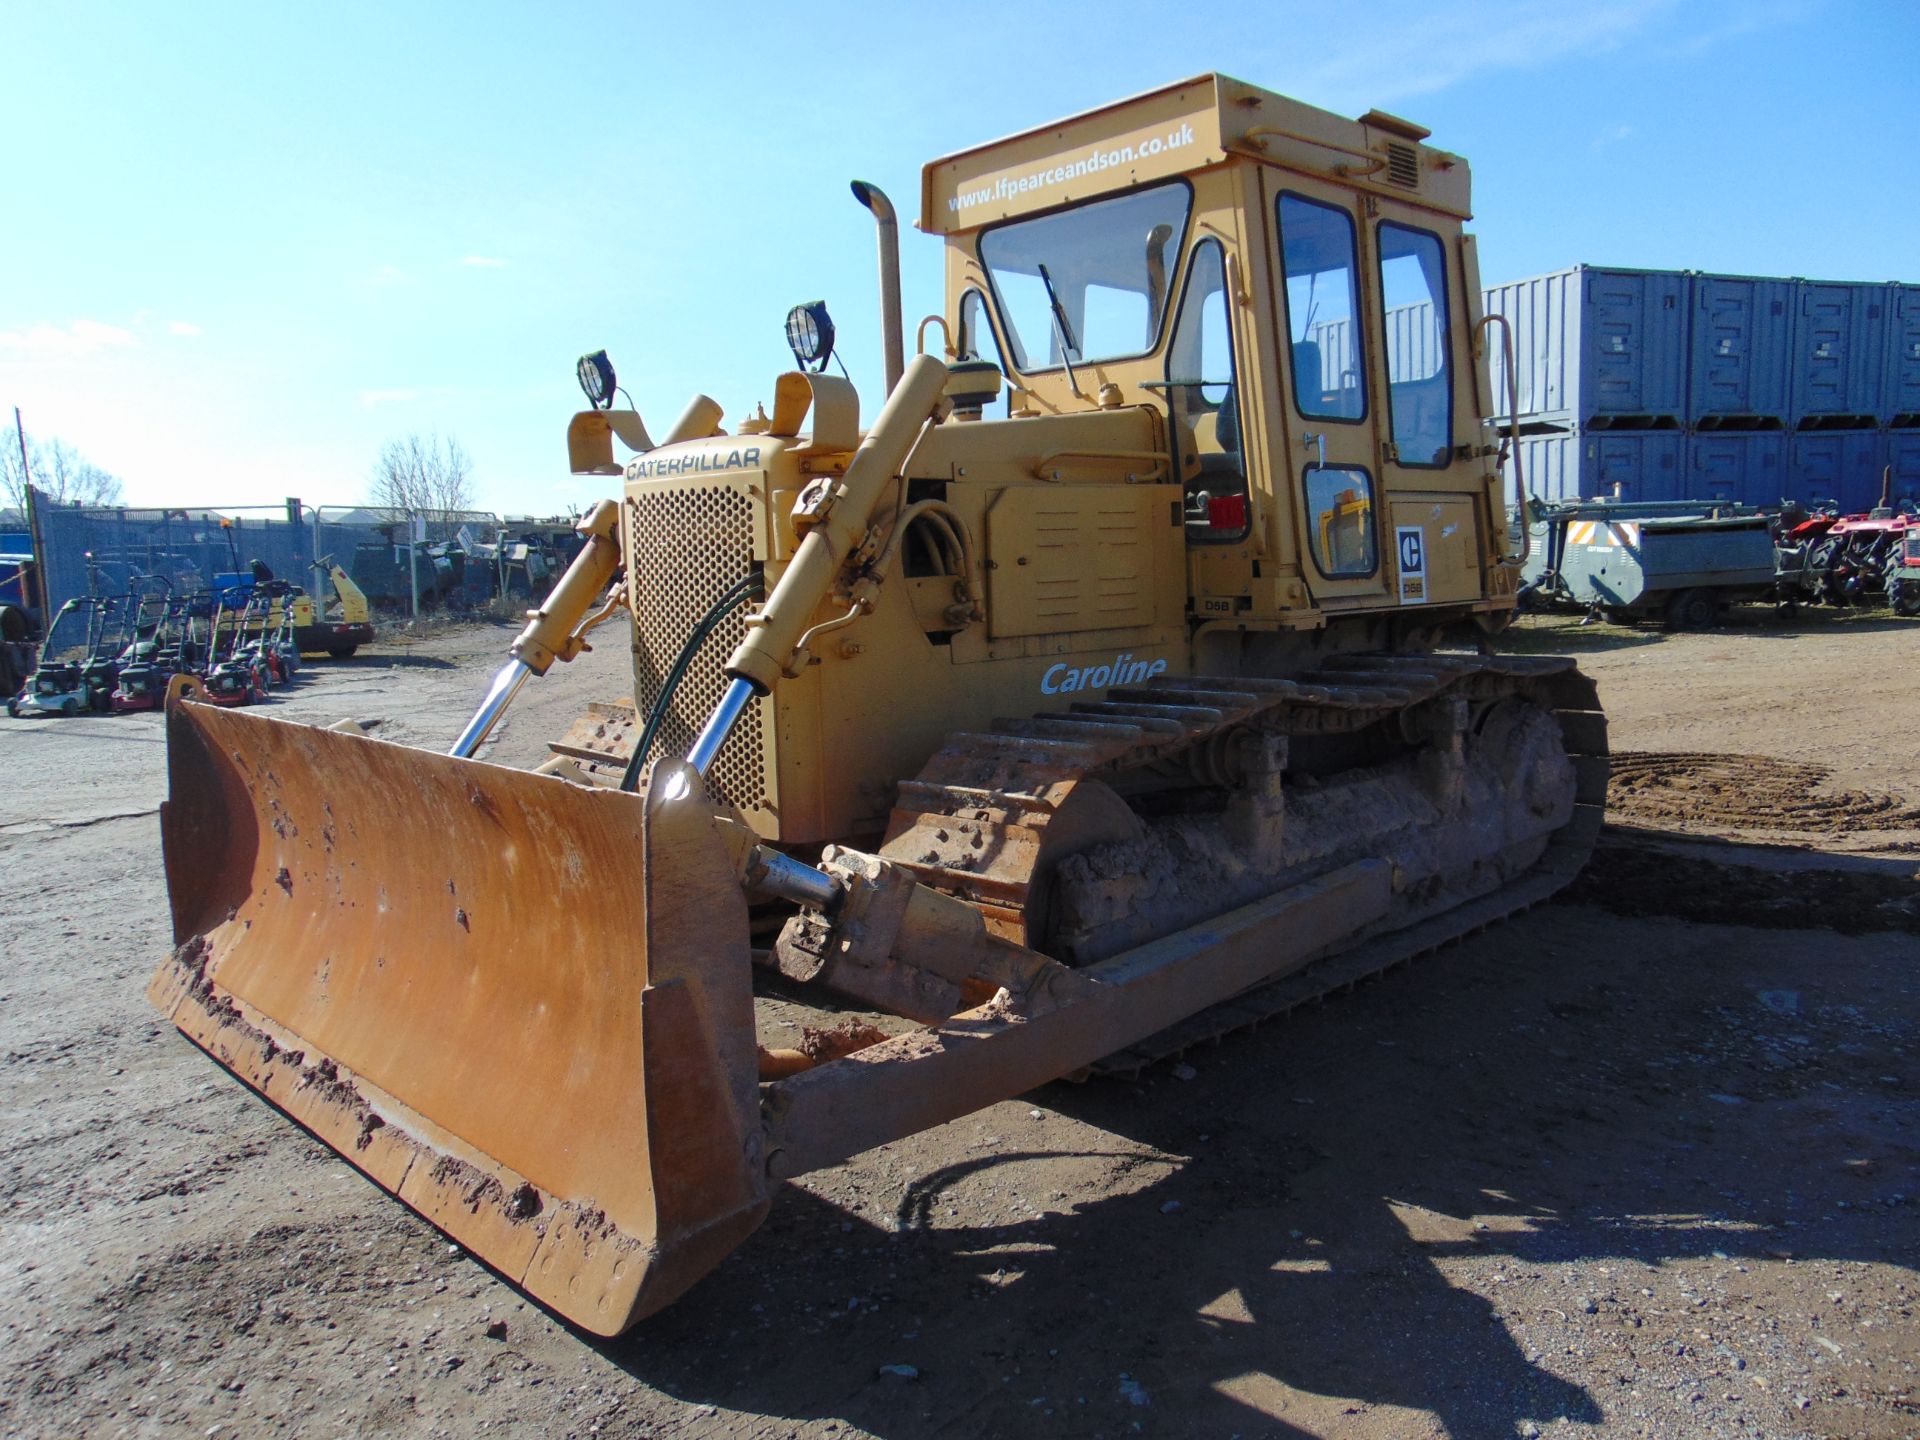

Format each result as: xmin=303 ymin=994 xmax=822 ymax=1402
xmin=1385 ymin=142 xmax=1420 ymax=188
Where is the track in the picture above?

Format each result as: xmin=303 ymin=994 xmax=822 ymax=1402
xmin=879 ymin=654 xmax=1609 ymax=1072
xmin=543 ymin=654 xmax=1611 ymax=1075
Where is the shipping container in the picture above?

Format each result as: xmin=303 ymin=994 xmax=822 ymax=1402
xmin=1590 ymin=429 xmax=1686 ymax=501
xmin=1689 ymin=274 xmax=1792 ymax=426
xmin=1887 ymin=283 xmax=1920 ymax=423
xmin=1307 ymin=301 xmax=1438 ymax=387
xmin=1507 ymin=430 xmax=1577 ymax=503
xmin=1787 ymin=429 xmax=1886 ymax=513
xmin=1686 ymin=431 xmax=1788 ymax=506
xmin=1482 ymin=265 xmax=1688 ymax=425
xmin=1503 ymin=426 xmax=1683 ymax=504
xmin=1885 ymin=430 xmax=1920 ymax=506
xmin=1789 ymin=281 xmax=1887 ymax=423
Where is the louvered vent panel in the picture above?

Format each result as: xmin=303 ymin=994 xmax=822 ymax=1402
xmin=1385 ymin=143 xmax=1420 ymax=188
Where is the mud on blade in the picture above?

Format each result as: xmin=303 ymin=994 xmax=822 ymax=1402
xmin=148 ymin=700 xmax=770 ymax=1335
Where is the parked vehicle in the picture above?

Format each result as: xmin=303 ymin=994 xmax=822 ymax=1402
xmin=1519 ymin=499 xmax=1777 ymax=627
xmin=149 ymin=74 xmax=1608 ymax=1333
xmin=1888 ymin=526 xmax=1920 ymax=616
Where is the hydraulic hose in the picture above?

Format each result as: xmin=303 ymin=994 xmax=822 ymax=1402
xmin=619 ymin=571 xmax=764 ymax=793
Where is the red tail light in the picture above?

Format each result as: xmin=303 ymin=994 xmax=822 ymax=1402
xmin=1208 ymin=494 xmax=1249 ymax=531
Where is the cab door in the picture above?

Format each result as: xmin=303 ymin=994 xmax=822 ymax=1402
xmin=1258 ymin=168 xmax=1388 ymax=604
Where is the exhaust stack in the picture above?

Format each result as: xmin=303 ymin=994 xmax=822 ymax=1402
xmin=850 ymin=181 xmax=904 ymax=394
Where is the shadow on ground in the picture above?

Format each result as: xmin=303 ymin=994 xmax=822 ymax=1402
xmin=1501 ymin=606 xmax=1919 ymax=657
xmin=588 ymin=838 xmax=1915 ymax=1438
xmin=311 ymin=649 xmax=460 ymax=671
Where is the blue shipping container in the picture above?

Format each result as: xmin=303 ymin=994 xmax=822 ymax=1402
xmin=1505 ymin=426 xmax=1684 ymax=503
xmin=1787 ymin=430 xmax=1885 ymax=513
xmin=1885 ymin=430 xmax=1920 ymax=506
xmin=1790 ymin=282 xmax=1887 ymax=421
xmin=1483 ymin=265 xmax=1688 ymax=424
xmin=1686 ymin=431 xmax=1787 ymax=506
xmin=1689 ymin=274 xmax=1792 ymax=424
xmin=1887 ymin=284 xmax=1920 ymax=421
xmin=1509 ymin=431 xmax=1576 ymax=503
xmin=1308 ymin=302 xmax=1439 ymax=388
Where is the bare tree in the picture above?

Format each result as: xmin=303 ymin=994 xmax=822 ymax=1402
xmin=2 ymin=426 xmax=124 ymax=516
xmin=368 ymin=432 xmax=474 ymax=537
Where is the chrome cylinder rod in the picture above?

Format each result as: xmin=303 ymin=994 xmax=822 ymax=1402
xmin=748 ymin=845 xmax=844 ymax=912
xmin=686 ymin=675 xmax=756 ymax=775
xmin=448 ymin=658 xmax=532 ymax=759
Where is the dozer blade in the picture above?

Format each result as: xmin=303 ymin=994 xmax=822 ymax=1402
xmin=147 ymin=700 xmax=769 ymax=1335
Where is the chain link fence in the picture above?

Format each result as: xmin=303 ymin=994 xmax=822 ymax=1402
xmin=28 ymin=491 xmax=586 ymax=621
xmin=33 ymin=495 xmax=314 ymax=613
xmin=312 ymin=506 xmax=585 ymax=616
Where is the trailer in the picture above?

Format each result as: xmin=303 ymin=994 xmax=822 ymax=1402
xmin=1521 ymin=498 xmax=1778 ymax=627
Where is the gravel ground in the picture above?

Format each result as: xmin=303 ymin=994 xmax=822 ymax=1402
xmin=0 ymin=610 xmax=1914 ymax=1439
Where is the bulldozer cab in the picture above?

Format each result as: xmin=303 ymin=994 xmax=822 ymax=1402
xmin=927 ymin=74 xmax=1504 ymax=620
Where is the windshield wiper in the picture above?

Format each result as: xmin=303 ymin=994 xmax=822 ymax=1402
xmin=1035 ymin=263 xmax=1083 ymax=398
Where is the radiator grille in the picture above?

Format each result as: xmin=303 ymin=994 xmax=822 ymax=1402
xmin=1385 ymin=142 xmax=1419 ymax=188
xmin=626 ymin=482 xmax=767 ymax=810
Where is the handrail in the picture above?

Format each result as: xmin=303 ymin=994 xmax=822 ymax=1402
xmin=1475 ymin=313 xmax=1531 ymax=569
xmin=1239 ymin=125 xmax=1389 ymax=177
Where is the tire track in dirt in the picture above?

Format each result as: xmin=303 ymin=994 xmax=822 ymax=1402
xmin=1607 ymin=751 xmax=1920 ymax=836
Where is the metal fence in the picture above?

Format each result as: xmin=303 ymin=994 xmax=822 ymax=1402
xmin=27 ymin=493 xmax=587 ymax=621
xmin=33 ymin=496 xmax=316 ymax=615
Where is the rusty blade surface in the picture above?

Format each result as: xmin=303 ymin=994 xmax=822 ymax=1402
xmin=148 ymin=701 xmax=767 ymax=1335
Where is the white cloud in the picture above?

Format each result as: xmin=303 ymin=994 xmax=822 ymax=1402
xmin=0 ymin=318 xmax=137 ymax=356
xmin=360 ymin=388 xmax=421 ymax=408
xmin=169 ymin=321 xmax=204 ymax=338
xmin=368 ymin=264 xmax=408 ymax=286
xmin=1670 ymin=0 xmax=1815 ymax=56
xmin=1293 ymin=0 xmax=1681 ymax=105
xmin=460 ymin=256 xmax=508 ymax=269
xmin=1591 ymin=124 xmax=1636 ymax=152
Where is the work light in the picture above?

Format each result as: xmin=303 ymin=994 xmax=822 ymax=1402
xmin=785 ymin=302 xmax=835 ymax=372
xmin=576 ymin=350 xmax=616 ymax=409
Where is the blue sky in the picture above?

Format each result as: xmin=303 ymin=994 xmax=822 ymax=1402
xmin=3 ymin=0 xmax=1913 ymax=514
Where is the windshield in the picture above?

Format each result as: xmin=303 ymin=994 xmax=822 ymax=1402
xmin=979 ymin=181 xmax=1191 ymax=373
xmin=42 ymin=602 xmax=95 ymax=663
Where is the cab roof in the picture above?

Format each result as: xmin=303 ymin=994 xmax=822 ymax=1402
xmin=920 ymin=73 xmax=1469 ymax=235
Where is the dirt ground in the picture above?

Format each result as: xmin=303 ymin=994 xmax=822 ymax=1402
xmin=1 ymin=608 xmax=1915 ymax=1440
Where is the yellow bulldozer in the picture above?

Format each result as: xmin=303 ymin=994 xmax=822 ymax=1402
xmin=150 ymin=75 xmax=1605 ymax=1335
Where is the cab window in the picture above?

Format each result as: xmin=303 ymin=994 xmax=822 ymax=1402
xmin=1276 ymin=194 xmax=1366 ymax=422
xmin=1166 ymin=240 xmax=1248 ymax=543
xmin=1305 ymin=466 xmax=1377 ymax=577
xmin=979 ymin=182 xmax=1191 ymax=372
xmin=1378 ymin=223 xmax=1454 ymax=467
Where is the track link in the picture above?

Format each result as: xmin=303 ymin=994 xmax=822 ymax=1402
xmin=879 ymin=653 xmax=1610 ymax=1067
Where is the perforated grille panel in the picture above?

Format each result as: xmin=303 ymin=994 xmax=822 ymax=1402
xmin=626 ymin=482 xmax=768 ymax=812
